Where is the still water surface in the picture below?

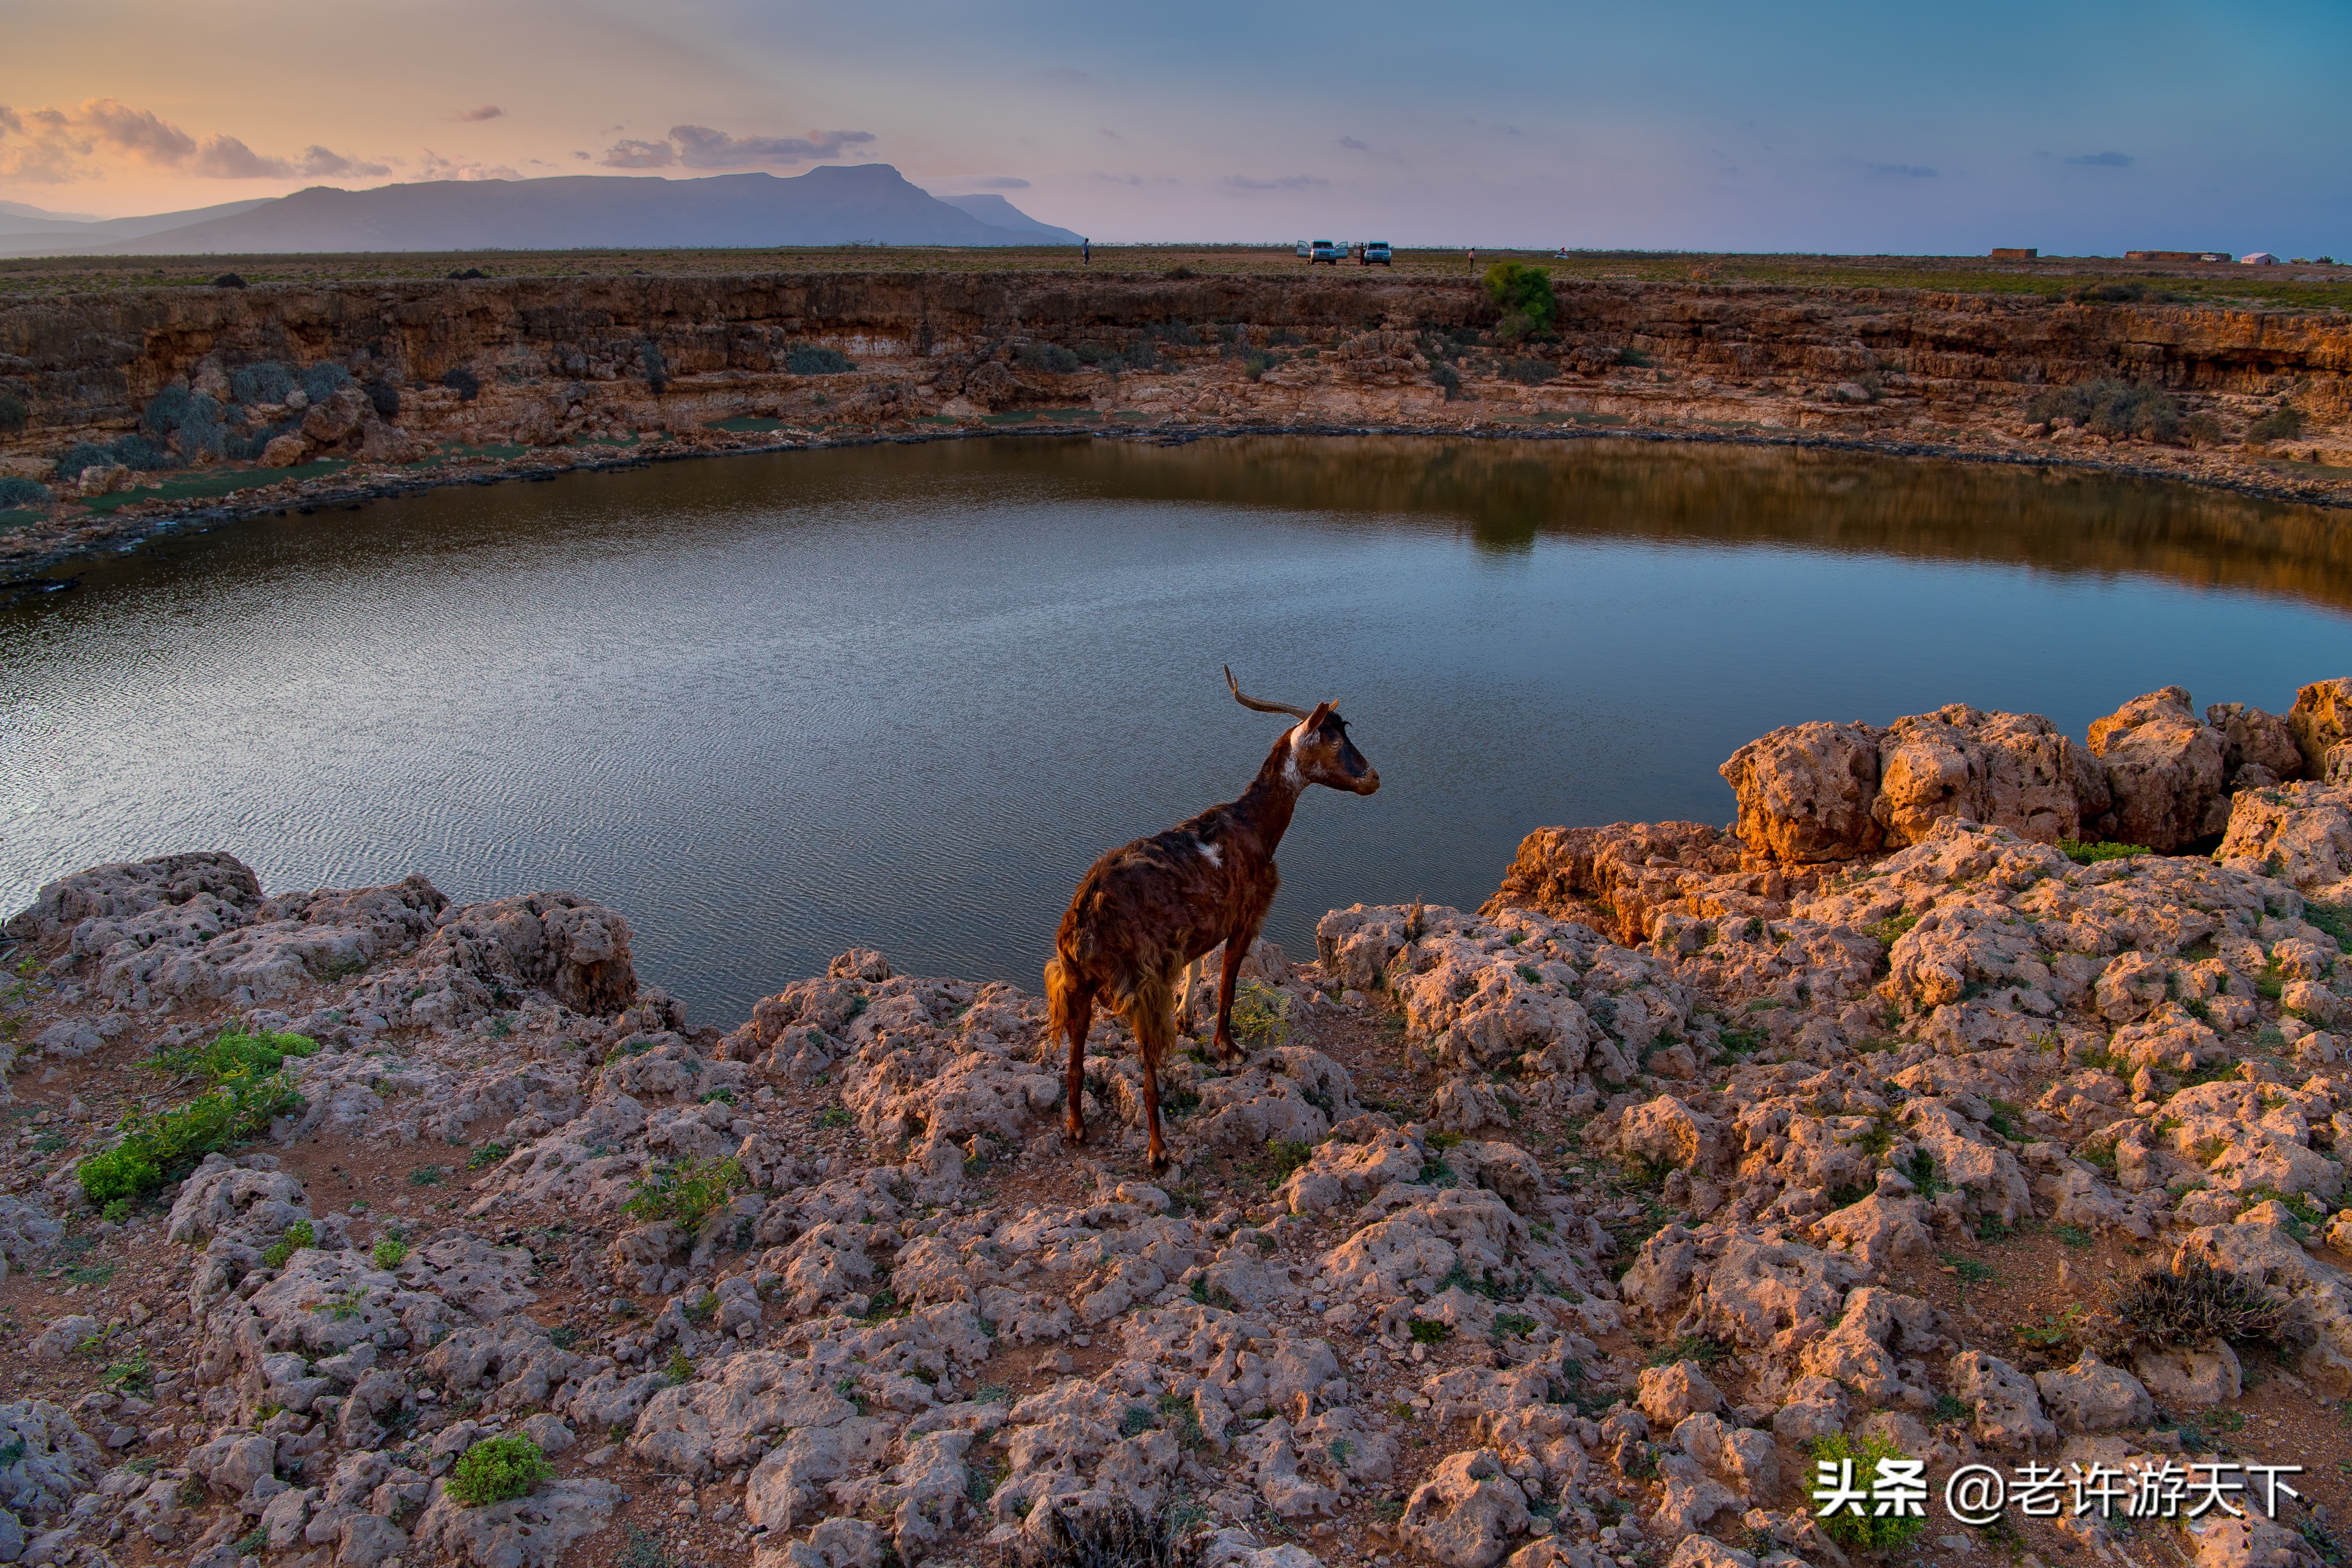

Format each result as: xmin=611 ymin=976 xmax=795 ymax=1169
xmin=6 ymin=435 xmax=2350 ymax=1023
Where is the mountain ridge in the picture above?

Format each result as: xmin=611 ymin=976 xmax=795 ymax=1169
xmin=0 ymin=166 xmax=1080 ymax=257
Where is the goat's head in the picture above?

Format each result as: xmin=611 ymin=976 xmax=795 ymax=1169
xmin=1225 ymin=666 xmax=1381 ymax=796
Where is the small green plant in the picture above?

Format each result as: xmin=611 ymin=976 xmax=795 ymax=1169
xmin=1933 ymin=1392 xmax=1969 ymax=1421
xmin=408 ymin=1165 xmax=444 ymax=1187
xmin=817 ymin=1106 xmax=852 ymax=1129
xmin=1494 ymin=1311 xmax=1538 ymax=1337
xmin=1647 ymin=1334 xmax=1729 ymax=1367
xmin=372 ymin=1233 xmax=410 ymax=1269
xmin=2059 ymin=838 xmax=2152 ymax=865
xmin=622 ymin=1155 xmax=745 ymax=1231
xmin=151 ymin=1028 xmax=319 ymax=1084
xmin=262 ymin=1219 xmax=315 ymax=1269
xmin=100 ymin=1198 xmax=132 ymax=1225
xmin=1943 ymin=1254 xmax=1995 ymax=1283
xmin=77 ymin=1061 xmax=306 ymax=1206
xmin=1865 ymin=912 xmax=1920 ymax=946
xmin=446 ymin=1434 xmax=553 ymax=1507
xmin=1231 ymin=980 xmax=1293 ymax=1049
xmin=662 ymin=1349 xmax=693 ymax=1385
xmin=1898 ymin=1147 xmax=1950 ymax=1196
xmin=2054 ymin=1223 xmax=2093 ymax=1249
xmin=466 ymin=1142 xmax=511 ymax=1170
xmin=684 ymin=1291 xmax=718 ymax=1325
xmin=1266 ymin=1138 xmax=1312 ymax=1180
xmin=1408 ymin=1317 xmax=1452 ymax=1345
xmin=103 ymin=1348 xmax=153 ymax=1394
xmin=1808 ymin=1431 xmax=1927 ymax=1551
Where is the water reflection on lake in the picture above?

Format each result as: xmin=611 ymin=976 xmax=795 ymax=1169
xmin=5 ymin=435 xmax=2349 ymax=1022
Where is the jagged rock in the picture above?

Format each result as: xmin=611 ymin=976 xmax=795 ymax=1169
xmin=1485 ymin=821 xmax=1768 ymax=947
xmin=1621 ymin=1224 xmax=1862 ymax=1350
xmin=1797 ymin=1287 xmax=1949 ymax=1410
xmin=1635 ymin=1362 xmax=1725 ymax=1427
xmin=1399 ymin=1448 xmax=1530 ymax=1568
xmin=2208 ymin=702 xmax=2305 ymax=785
xmin=2289 ymin=679 xmax=2352 ymax=780
xmin=2217 ymin=781 xmax=2352 ymax=901
xmin=407 ymin=1476 xmax=623 ymax=1568
xmin=2133 ymin=1341 xmax=2241 ymax=1407
xmin=1873 ymin=705 xmax=2100 ymax=847
xmin=1720 ymin=721 xmax=1885 ymax=863
xmin=1947 ymin=1350 xmax=2054 ymax=1449
xmin=2088 ymin=687 xmax=2230 ymax=851
xmin=0 ymin=1404 xmax=101 ymax=1523
xmin=2032 ymin=1353 xmax=2154 ymax=1431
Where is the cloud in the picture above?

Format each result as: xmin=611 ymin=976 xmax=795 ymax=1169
xmin=0 ymin=98 xmax=383 ymax=183
xmin=1044 ymin=67 xmax=1093 ymax=85
xmin=416 ymin=150 xmax=521 ymax=181
xmin=969 ymin=175 xmax=1030 ymax=189
xmin=1869 ymin=162 xmax=1938 ymax=178
xmin=1220 ymin=174 xmax=1329 ymax=191
xmin=598 ymin=126 xmax=877 ymax=171
xmin=669 ymin=125 xmax=875 ymax=168
xmin=572 ymin=150 xmax=591 ymax=161
xmin=455 ymin=105 xmax=505 ymax=122
xmin=599 ymin=138 xmax=674 ymax=168
xmin=2066 ymin=150 xmax=2134 ymax=167
xmin=1097 ymin=127 xmax=1122 ymax=140
xmin=1092 ymin=171 xmax=1178 ymax=186
xmin=1337 ymin=136 xmax=1368 ymax=151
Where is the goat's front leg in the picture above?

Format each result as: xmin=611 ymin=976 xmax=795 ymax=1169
xmin=1135 ymin=988 xmax=1177 ymax=1173
xmin=1175 ymin=957 xmax=1196 ymax=1037
xmin=1063 ymin=988 xmax=1094 ymax=1145
xmin=1212 ymin=937 xmax=1249 ymax=1065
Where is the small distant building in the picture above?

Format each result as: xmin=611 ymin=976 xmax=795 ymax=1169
xmin=2127 ymin=250 xmax=2227 ymax=262
xmin=1990 ymin=248 xmax=2038 ymax=260
xmin=2240 ymin=252 xmax=2280 ymax=265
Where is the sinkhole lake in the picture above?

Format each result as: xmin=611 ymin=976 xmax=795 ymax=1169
xmin=6 ymin=434 xmax=2352 ymax=1024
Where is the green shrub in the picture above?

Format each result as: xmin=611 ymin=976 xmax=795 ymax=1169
xmin=77 ymin=1068 xmax=303 ymax=1206
xmin=300 ymin=364 xmax=351 ymax=403
xmin=372 ymin=1233 xmax=409 ymax=1269
xmin=152 ymin=1029 xmax=319 ymax=1085
xmin=0 ymin=392 xmax=27 ymax=433
xmin=0 ymin=477 xmax=47 ymax=507
xmin=1408 ymin=1317 xmax=1452 ymax=1345
xmin=786 ymin=346 xmax=854 ymax=375
xmin=1483 ymin=262 xmax=1557 ymax=341
xmin=1230 ymin=981 xmax=1292 ymax=1049
xmin=2060 ymin=838 xmax=2151 ymax=864
xmin=442 ymin=367 xmax=482 ymax=401
xmin=445 ymin=1434 xmax=552 ymax=1507
xmin=2096 ymin=1260 xmax=2286 ymax=1353
xmin=1499 ymin=357 xmax=1556 ymax=386
xmin=623 ymin=1155 xmax=745 ymax=1231
xmin=2185 ymin=411 xmax=2227 ymax=448
xmin=2248 ymin=405 xmax=2306 ymax=444
xmin=231 ymin=362 xmax=294 ymax=405
xmin=2028 ymin=379 xmax=2181 ymax=442
xmin=261 ymin=1219 xmax=315 ymax=1269
xmin=1808 ymin=1431 xmax=1927 ymax=1550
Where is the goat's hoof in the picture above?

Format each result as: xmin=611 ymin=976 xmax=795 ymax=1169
xmin=1146 ymin=1150 xmax=1170 ymax=1175
xmin=1064 ymin=1120 xmax=1087 ymax=1146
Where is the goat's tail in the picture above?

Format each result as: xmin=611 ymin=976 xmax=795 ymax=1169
xmin=1044 ymin=954 xmax=1077 ymax=1046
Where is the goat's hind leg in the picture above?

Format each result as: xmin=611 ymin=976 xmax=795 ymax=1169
xmin=1175 ymin=957 xmax=1196 ymax=1037
xmin=1050 ymin=962 xmax=1095 ymax=1146
xmin=1134 ymin=972 xmax=1180 ymax=1174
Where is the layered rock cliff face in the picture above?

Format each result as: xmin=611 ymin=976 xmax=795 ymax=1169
xmin=8 ymin=677 xmax=2352 ymax=1568
xmin=1 ymin=272 xmax=2346 ymax=470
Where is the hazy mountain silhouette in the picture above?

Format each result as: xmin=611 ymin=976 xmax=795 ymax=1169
xmin=934 ymin=193 xmax=1083 ymax=244
xmin=7 ymin=166 xmax=1082 ymax=256
xmin=0 ymin=198 xmax=278 ymax=253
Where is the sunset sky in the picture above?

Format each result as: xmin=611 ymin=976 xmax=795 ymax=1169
xmin=3 ymin=0 xmax=2345 ymax=254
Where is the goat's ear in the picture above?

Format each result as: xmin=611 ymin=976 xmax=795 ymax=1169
xmin=1303 ymin=701 xmax=1336 ymax=731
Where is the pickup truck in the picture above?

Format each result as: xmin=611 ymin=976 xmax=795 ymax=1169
xmin=1358 ymin=241 xmax=1392 ymax=266
xmin=1309 ymin=240 xmax=1344 ymax=264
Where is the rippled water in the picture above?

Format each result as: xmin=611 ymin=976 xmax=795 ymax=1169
xmin=6 ymin=435 xmax=2350 ymax=1023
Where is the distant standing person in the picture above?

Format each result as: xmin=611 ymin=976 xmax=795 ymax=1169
xmin=1083 ymin=238 xmax=1091 ymax=267
xmin=1468 ymin=246 xmax=1476 ymax=274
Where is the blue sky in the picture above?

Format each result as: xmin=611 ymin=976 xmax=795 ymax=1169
xmin=4 ymin=0 xmax=2346 ymax=253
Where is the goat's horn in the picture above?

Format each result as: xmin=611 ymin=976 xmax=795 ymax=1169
xmin=1224 ymin=665 xmax=1313 ymax=720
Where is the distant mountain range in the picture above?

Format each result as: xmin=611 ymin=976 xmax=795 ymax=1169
xmin=0 ymin=166 xmax=1082 ymax=257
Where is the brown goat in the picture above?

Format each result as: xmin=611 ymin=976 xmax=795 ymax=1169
xmin=1045 ymin=668 xmax=1380 ymax=1171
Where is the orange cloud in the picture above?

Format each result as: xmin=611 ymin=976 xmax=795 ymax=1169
xmin=0 ymin=97 xmax=387 ymax=184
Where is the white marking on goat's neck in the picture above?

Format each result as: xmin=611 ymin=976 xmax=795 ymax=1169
xmin=1284 ymin=721 xmax=1310 ymax=789
xmin=1196 ymin=837 xmax=1223 ymax=868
